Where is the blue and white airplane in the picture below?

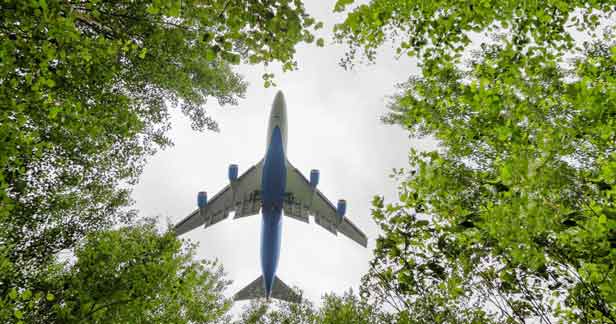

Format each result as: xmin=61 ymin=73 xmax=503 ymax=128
xmin=174 ymin=91 xmax=367 ymax=303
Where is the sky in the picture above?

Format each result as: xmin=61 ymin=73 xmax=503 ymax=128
xmin=131 ymin=1 xmax=436 ymax=306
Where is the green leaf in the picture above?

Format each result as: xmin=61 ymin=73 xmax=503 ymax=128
xmin=48 ymin=106 xmax=60 ymax=119
xmin=145 ymin=5 xmax=159 ymax=15
xmin=334 ymin=0 xmax=355 ymax=12
xmin=415 ymin=220 xmax=429 ymax=227
xmin=204 ymin=49 xmax=216 ymax=61
xmin=9 ymin=288 xmax=17 ymax=300
xmin=38 ymin=0 xmax=47 ymax=12
xmin=21 ymin=289 xmax=32 ymax=301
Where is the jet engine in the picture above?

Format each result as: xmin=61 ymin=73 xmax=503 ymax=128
xmin=336 ymin=199 xmax=346 ymax=222
xmin=310 ymin=169 xmax=319 ymax=188
xmin=197 ymin=191 xmax=208 ymax=209
xmin=228 ymin=164 xmax=238 ymax=182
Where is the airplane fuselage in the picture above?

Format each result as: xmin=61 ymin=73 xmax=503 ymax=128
xmin=259 ymin=91 xmax=288 ymax=298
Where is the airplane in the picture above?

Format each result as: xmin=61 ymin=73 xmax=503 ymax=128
xmin=174 ymin=91 xmax=367 ymax=303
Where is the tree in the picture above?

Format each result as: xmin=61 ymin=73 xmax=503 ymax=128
xmin=319 ymin=291 xmax=394 ymax=324
xmin=333 ymin=0 xmax=613 ymax=68
xmin=235 ymin=290 xmax=392 ymax=324
xmin=3 ymin=223 xmax=231 ymax=323
xmin=1 ymin=0 xmax=321 ymax=309
xmin=235 ymin=298 xmax=317 ymax=324
xmin=364 ymin=195 xmax=496 ymax=324
xmin=334 ymin=0 xmax=615 ymax=322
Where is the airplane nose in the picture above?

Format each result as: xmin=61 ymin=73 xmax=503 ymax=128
xmin=273 ymin=90 xmax=285 ymax=108
xmin=267 ymin=90 xmax=288 ymax=154
xmin=271 ymin=90 xmax=286 ymax=118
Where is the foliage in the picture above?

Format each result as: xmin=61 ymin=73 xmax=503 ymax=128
xmin=334 ymin=0 xmax=616 ymax=323
xmin=1 ymin=0 xmax=320 ymax=321
xmin=3 ymin=223 xmax=231 ymax=323
xmin=318 ymin=291 xmax=394 ymax=324
xmin=333 ymin=0 xmax=614 ymax=67
xmin=235 ymin=298 xmax=317 ymax=324
xmin=378 ymin=41 xmax=615 ymax=323
xmin=235 ymin=290 xmax=392 ymax=324
xmin=365 ymin=195 xmax=497 ymax=324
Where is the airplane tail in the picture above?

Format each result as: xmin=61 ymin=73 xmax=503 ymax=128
xmin=234 ymin=275 xmax=301 ymax=303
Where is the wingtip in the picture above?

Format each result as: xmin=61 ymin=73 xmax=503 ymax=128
xmin=172 ymin=223 xmax=185 ymax=237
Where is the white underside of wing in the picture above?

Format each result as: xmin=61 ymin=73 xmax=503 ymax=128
xmin=284 ymin=161 xmax=368 ymax=247
xmin=174 ymin=161 xmax=263 ymax=236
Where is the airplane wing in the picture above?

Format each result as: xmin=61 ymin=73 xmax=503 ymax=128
xmin=174 ymin=161 xmax=263 ymax=236
xmin=284 ymin=161 xmax=368 ymax=247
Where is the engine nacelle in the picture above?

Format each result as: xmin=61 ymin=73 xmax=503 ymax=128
xmin=336 ymin=199 xmax=346 ymax=222
xmin=228 ymin=164 xmax=238 ymax=182
xmin=310 ymin=169 xmax=319 ymax=188
xmin=197 ymin=191 xmax=208 ymax=209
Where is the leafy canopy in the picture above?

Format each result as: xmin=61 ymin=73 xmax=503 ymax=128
xmin=1 ymin=0 xmax=320 ymax=280
xmin=333 ymin=0 xmax=613 ymax=67
xmin=335 ymin=0 xmax=616 ymax=323
xmin=235 ymin=290 xmax=393 ymax=324
xmin=2 ymin=223 xmax=230 ymax=323
xmin=1 ymin=0 xmax=321 ymax=322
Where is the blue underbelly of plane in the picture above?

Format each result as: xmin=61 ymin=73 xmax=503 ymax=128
xmin=260 ymin=126 xmax=286 ymax=298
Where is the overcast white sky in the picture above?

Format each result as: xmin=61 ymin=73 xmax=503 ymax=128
xmin=132 ymin=1 xmax=436 ymax=306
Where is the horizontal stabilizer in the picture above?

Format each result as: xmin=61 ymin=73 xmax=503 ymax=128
xmin=234 ymin=275 xmax=301 ymax=303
